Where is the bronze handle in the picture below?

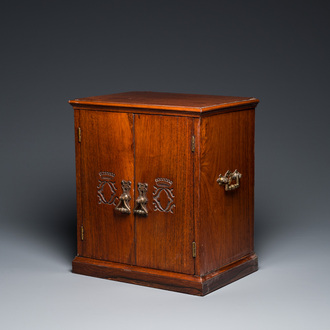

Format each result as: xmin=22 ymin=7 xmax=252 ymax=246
xmin=217 ymin=170 xmax=242 ymax=191
xmin=115 ymin=180 xmax=132 ymax=214
xmin=133 ymin=183 xmax=148 ymax=216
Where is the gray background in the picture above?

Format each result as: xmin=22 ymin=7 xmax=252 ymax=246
xmin=1 ymin=1 xmax=329 ymax=329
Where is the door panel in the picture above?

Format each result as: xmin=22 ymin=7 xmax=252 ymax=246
xmin=79 ymin=110 xmax=135 ymax=264
xmin=134 ymin=114 xmax=194 ymax=274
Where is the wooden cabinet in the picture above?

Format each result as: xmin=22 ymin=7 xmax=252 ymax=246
xmin=70 ymin=92 xmax=259 ymax=296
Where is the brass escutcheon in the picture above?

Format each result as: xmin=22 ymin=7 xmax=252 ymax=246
xmin=217 ymin=170 xmax=242 ymax=191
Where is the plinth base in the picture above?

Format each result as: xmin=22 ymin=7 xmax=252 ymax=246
xmin=72 ymin=254 xmax=258 ymax=296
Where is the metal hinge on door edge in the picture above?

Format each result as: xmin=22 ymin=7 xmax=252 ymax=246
xmin=78 ymin=127 xmax=81 ymax=143
xmin=192 ymin=242 xmax=196 ymax=258
xmin=191 ymin=135 xmax=195 ymax=152
xmin=80 ymin=225 xmax=84 ymax=241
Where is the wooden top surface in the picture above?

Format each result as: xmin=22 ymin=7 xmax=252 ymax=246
xmin=69 ymin=91 xmax=259 ymax=113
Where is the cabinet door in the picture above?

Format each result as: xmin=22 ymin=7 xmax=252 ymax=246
xmin=134 ymin=114 xmax=195 ymax=274
xmin=78 ymin=110 xmax=135 ymax=264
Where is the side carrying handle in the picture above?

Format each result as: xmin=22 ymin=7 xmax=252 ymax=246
xmin=133 ymin=183 xmax=148 ymax=216
xmin=217 ymin=170 xmax=242 ymax=191
xmin=115 ymin=180 xmax=132 ymax=214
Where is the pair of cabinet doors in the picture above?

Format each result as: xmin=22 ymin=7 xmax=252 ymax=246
xmin=75 ymin=110 xmax=195 ymax=275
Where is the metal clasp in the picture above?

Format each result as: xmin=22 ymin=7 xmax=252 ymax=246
xmin=115 ymin=180 xmax=132 ymax=214
xmin=133 ymin=183 xmax=148 ymax=216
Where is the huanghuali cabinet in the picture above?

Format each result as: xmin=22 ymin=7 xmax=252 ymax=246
xmin=69 ymin=91 xmax=259 ymax=296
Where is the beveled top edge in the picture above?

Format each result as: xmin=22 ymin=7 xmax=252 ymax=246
xmin=69 ymin=91 xmax=259 ymax=113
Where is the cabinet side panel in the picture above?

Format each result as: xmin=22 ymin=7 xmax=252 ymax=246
xmin=135 ymin=115 xmax=194 ymax=275
xmin=200 ymin=110 xmax=255 ymax=275
xmin=79 ymin=111 xmax=135 ymax=264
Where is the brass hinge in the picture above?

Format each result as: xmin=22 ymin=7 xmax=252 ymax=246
xmin=191 ymin=135 xmax=195 ymax=153
xmin=78 ymin=127 xmax=81 ymax=143
xmin=192 ymin=241 xmax=196 ymax=258
xmin=80 ymin=225 xmax=84 ymax=241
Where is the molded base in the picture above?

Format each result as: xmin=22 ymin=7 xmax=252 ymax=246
xmin=72 ymin=254 xmax=258 ymax=296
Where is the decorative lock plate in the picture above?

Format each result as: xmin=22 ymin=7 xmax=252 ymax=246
xmin=115 ymin=180 xmax=132 ymax=214
xmin=217 ymin=170 xmax=242 ymax=191
xmin=133 ymin=183 xmax=148 ymax=216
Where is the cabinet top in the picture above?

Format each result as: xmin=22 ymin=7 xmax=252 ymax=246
xmin=69 ymin=91 xmax=259 ymax=115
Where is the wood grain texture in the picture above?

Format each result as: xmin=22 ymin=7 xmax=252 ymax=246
xmin=69 ymin=91 xmax=259 ymax=114
xmin=79 ymin=111 xmax=135 ymax=264
xmin=72 ymin=254 xmax=257 ymax=296
xmin=199 ymin=109 xmax=255 ymax=275
xmin=134 ymin=114 xmax=194 ymax=274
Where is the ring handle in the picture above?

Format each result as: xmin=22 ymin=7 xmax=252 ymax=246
xmin=217 ymin=170 xmax=242 ymax=191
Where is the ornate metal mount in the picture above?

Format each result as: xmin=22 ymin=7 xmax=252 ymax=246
xmin=133 ymin=183 xmax=148 ymax=216
xmin=97 ymin=172 xmax=118 ymax=205
xmin=217 ymin=170 xmax=242 ymax=191
xmin=153 ymin=178 xmax=175 ymax=213
xmin=115 ymin=180 xmax=132 ymax=214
